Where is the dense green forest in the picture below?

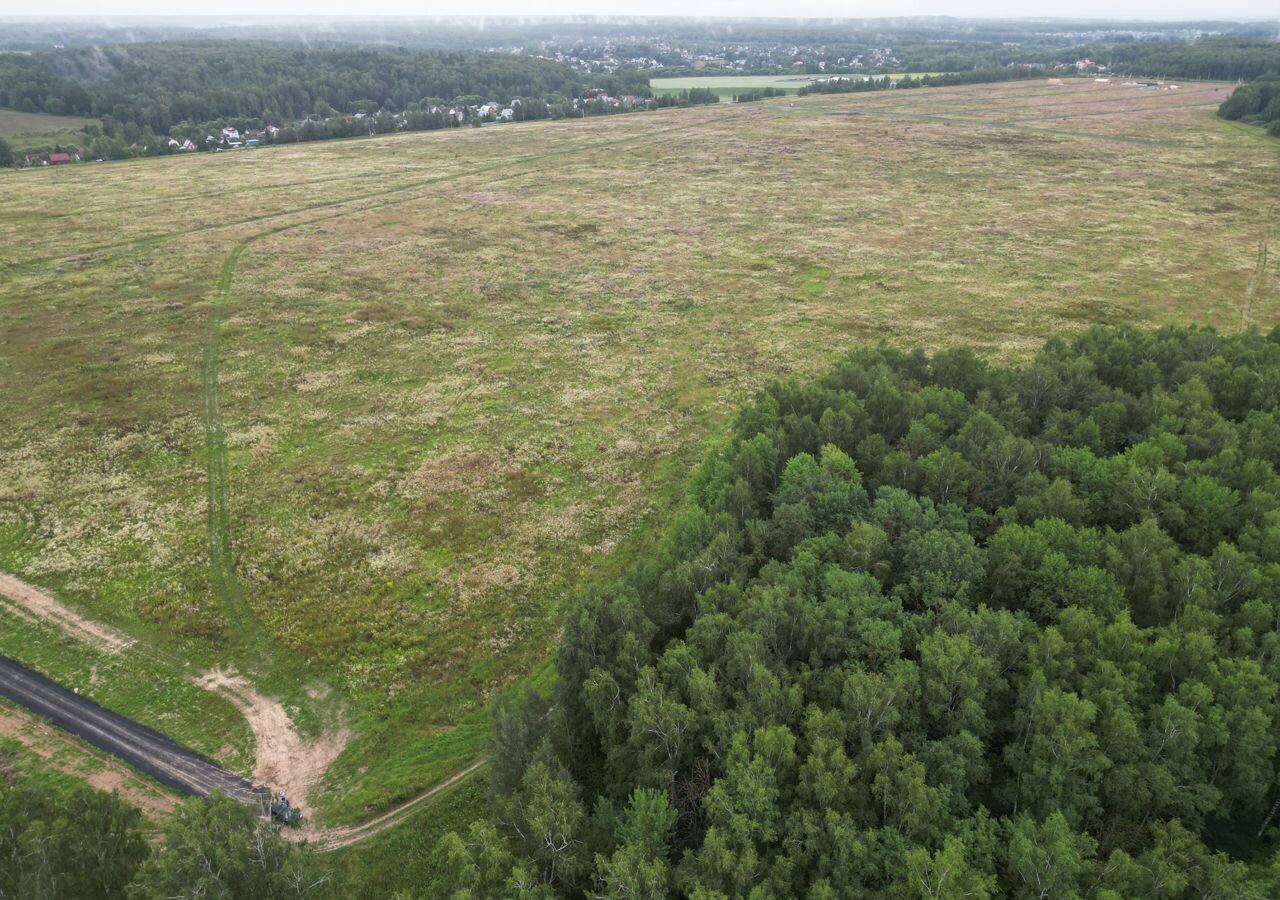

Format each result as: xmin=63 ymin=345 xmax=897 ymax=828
xmin=1083 ymin=36 xmax=1280 ymax=82
xmin=0 ymin=42 xmax=595 ymax=135
xmin=1219 ymin=82 xmax=1280 ymax=136
xmin=0 ymin=769 xmax=335 ymax=899
xmin=436 ymin=326 xmax=1280 ymax=898
xmin=6 ymin=321 xmax=1280 ymax=896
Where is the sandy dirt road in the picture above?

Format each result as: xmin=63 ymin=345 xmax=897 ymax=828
xmin=195 ymin=669 xmax=348 ymax=814
xmin=0 ymin=573 xmax=134 ymax=653
xmin=0 ymin=572 xmax=472 ymax=846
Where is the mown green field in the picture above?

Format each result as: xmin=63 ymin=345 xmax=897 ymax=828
xmin=650 ymin=72 xmax=939 ymax=99
xmin=0 ymin=79 xmax=1276 ymax=828
xmin=0 ymin=106 xmax=92 ymax=151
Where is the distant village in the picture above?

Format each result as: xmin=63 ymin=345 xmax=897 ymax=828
xmin=19 ymin=61 xmax=1181 ymax=168
xmin=22 ymin=88 xmax=663 ymax=166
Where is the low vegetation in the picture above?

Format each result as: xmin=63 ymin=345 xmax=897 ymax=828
xmin=0 ymin=107 xmax=90 ymax=157
xmin=0 ymin=78 xmax=1275 ymax=827
xmin=444 ymin=326 xmax=1280 ymax=898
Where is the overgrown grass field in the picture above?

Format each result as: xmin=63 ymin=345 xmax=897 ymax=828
xmin=0 ymin=106 xmax=91 ymax=152
xmin=0 ymin=79 xmax=1276 ymax=824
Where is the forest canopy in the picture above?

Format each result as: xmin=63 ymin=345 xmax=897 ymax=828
xmin=1219 ymin=82 xmax=1280 ymax=137
xmin=0 ymin=42 xmax=592 ymax=135
xmin=1093 ymin=36 xmax=1280 ymax=82
xmin=442 ymin=326 xmax=1280 ymax=898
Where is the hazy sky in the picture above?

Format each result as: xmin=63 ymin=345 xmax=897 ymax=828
xmin=24 ymin=3 xmax=1280 ymax=21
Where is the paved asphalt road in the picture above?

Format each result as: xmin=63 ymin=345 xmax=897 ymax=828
xmin=0 ymin=654 xmax=262 ymax=803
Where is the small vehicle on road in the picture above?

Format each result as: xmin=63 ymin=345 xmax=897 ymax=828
xmin=269 ymin=791 xmax=303 ymax=827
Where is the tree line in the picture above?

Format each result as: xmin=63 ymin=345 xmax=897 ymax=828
xmin=1081 ymin=36 xmax=1280 ymax=82
xmin=796 ymin=67 xmax=1041 ymax=98
xmin=0 ymin=772 xmax=334 ymax=899
xmin=0 ymin=42 xmax=643 ymax=140
xmin=435 ymin=325 xmax=1280 ymax=897
xmin=1219 ymin=82 xmax=1280 ymax=137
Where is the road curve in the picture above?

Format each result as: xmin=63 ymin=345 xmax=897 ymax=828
xmin=0 ymin=655 xmax=262 ymax=803
xmin=313 ymin=758 xmax=487 ymax=850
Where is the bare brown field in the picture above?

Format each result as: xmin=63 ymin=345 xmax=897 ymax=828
xmin=0 ymin=79 xmax=1276 ymax=822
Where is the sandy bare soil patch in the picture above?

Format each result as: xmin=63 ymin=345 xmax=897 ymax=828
xmin=195 ymin=670 xmax=348 ymax=814
xmin=0 ymin=572 xmax=134 ymax=653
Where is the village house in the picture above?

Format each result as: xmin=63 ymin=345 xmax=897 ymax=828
xmin=221 ymin=125 xmax=240 ymax=142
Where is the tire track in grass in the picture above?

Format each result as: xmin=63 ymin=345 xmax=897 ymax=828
xmin=198 ymin=111 xmax=728 ymax=639
xmin=1 ymin=109 xmax=739 ymax=278
xmin=1240 ymin=220 xmax=1273 ymax=330
xmin=195 ymin=108 xmax=731 ymax=820
xmin=204 ymin=243 xmax=248 ymax=641
xmin=309 ymin=758 xmax=488 ymax=850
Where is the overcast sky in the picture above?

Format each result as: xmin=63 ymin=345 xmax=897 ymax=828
xmin=21 ymin=3 xmax=1280 ymax=22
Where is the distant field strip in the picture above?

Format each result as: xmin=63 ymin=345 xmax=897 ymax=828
xmin=0 ymin=113 xmax=735 ymax=276
xmin=0 ymin=106 xmax=92 ymax=136
xmin=846 ymin=108 xmax=1187 ymax=148
xmin=650 ymin=73 xmax=940 ymax=94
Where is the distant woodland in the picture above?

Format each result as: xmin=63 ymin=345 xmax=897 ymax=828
xmin=1 ymin=27 xmax=1277 ymax=160
xmin=1089 ymin=37 xmax=1280 ymax=81
xmin=0 ymin=43 xmax=615 ymax=134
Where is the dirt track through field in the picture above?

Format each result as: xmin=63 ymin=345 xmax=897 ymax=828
xmin=195 ymin=669 xmax=348 ymax=814
xmin=0 ymin=573 xmax=134 ymax=653
xmin=311 ymin=758 xmax=487 ymax=850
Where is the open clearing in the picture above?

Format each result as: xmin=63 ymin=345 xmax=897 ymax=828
xmin=0 ymin=106 xmax=92 ymax=151
xmin=0 ymin=78 xmax=1276 ymax=825
xmin=650 ymin=72 xmax=935 ymax=98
